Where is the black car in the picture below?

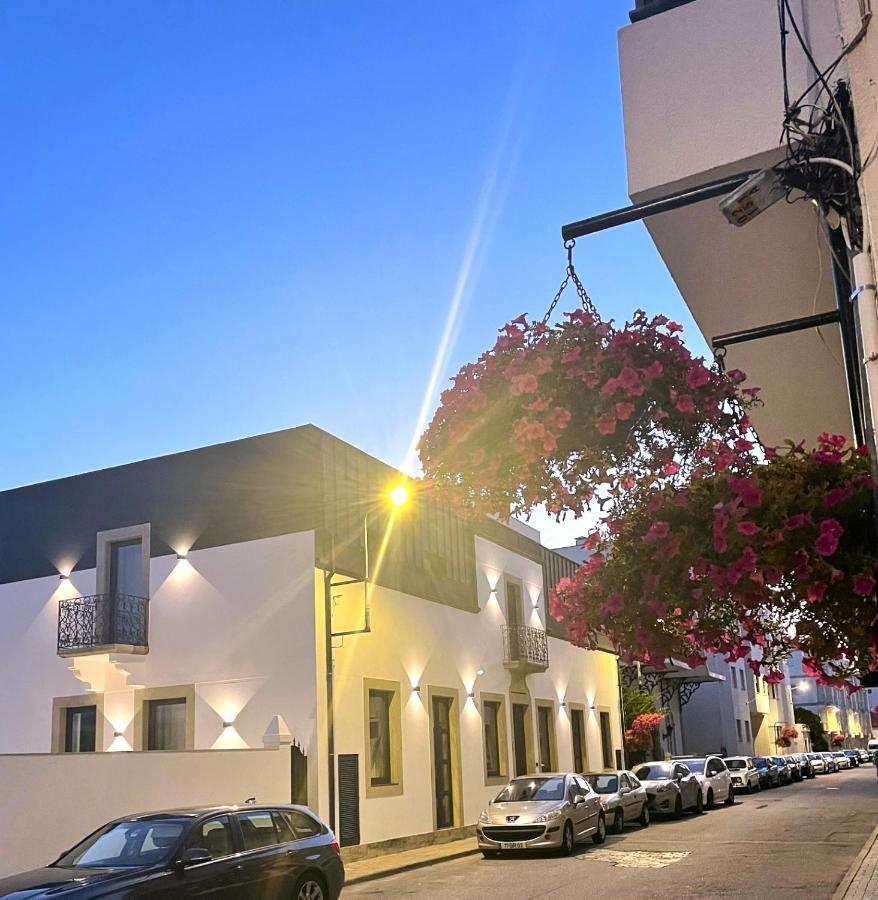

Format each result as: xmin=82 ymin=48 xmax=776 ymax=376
xmin=771 ymin=756 xmax=793 ymax=785
xmin=0 ymin=803 xmax=344 ymax=899
xmin=793 ymin=753 xmax=815 ymax=779
xmin=752 ymin=756 xmax=780 ymax=789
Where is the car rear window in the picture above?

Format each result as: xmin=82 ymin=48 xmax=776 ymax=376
xmin=725 ymin=759 xmax=747 ymax=770
xmin=583 ymin=774 xmax=618 ymax=794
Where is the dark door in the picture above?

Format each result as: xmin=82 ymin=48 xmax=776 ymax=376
xmin=571 ymin=709 xmax=585 ymax=773
xmin=512 ymin=703 xmax=529 ymax=777
xmin=432 ymin=696 xmax=455 ymax=829
xmin=64 ymin=705 xmax=96 ymax=752
xmin=232 ymin=809 xmax=284 ymax=897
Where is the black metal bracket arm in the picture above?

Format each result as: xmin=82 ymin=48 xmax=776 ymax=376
xmin=711 ymin=310 xmax=840 ymax=351
xmin=560 ymin=171 xmax=756 ymax=242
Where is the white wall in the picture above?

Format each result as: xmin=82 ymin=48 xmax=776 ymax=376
xmin=326 ymin=535 xmax=622 ymax=845
xmin=0 ymin=747 xmax=291 ymax=878
xmin=0 ymin=532 xmax=318 ymax=759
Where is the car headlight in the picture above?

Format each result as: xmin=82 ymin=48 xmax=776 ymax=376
xmin=478 ymin=810 xmax=490 ymax=825
xmin=534 ymin=808 xmax=564 ymax=823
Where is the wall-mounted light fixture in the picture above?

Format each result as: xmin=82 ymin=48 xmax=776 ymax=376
xmin=467 ymin=691 xmax=475 ymax=700
xmin=559 ymin=701 xmax=567 ymax=709
xmin=113 ymin=731 xmax=124 ymax=738
xmin=589 ymin=702 xmax=596 ymax=711
xmin=411 ymin=685 xmax=421 ymax=694
xmin=59 ymin=572 xmax=70 ymax=581
xmin=476 ymin=668 xmax=485 ymax=677
xmin=176 ymin=552 xmax=188 ymax=561
xmin=222 ymin=721 xmax=235 ymax=730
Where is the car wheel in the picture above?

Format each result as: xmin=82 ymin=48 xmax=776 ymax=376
xmin=725 ymin=786 xmax=735 ymax=806
xmin=561 ymin=820 xmax=575 ymax=856
xmin=294 ymin=874 xmax=326 ymax=900
xmin=705 ymin=789 xmax=714 ymax=810
xmin=592 ymin=813 xmax=607 ymax=845
xmin=611 ymin=809 xmax=624 ymax=834
xmin=693 ymin=791 xmax=704 ymax=815
xmin=673 ymin=796 xmax=683 ymax=820
xmin=639 ymin=803 xmax=650 ymax=827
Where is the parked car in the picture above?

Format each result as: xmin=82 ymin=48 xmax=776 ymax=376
xmin=477 ymin=773 xmax=606 ymax=856
xmin=843 ymin=750 xmax=861 ymax=768
xmin=632 ymin=760 xmax=703 ymax=818
xmin=821 ymin=752 xmax=839 ymax=773
xmin=868 ymin=738 xmax=878 ymax=761
xmin=806 ymin=752 xmax=827 ymax=774
xmin=753 ymin=756 xmax=780 ymax=788
xmin=771 ymin=756 xmax=794 ymax=785
xmin=0 ymin=804 xmax=344 ymax=900
xmin=857 ymin=748 xmax=872 ymax=764
xmin=674 ymin=756 xmax=734 ymax=807
xmin=784 ymin=755 xmax=804 ymax=782
xmin=724 ymin=756 xmax=761 ymax=793
xmin=833 ymin=751 xmax=852 ymax=770
xmin=582 ymin=770 xmax=650 ymax=833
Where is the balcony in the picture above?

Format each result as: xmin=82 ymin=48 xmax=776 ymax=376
xmin=502 ymin=625 xmax=549 ymax=674
xmin=58 ymin=593 xmax=149 ymax=657
xmin=630 ymin=0 xmax=697 ymax=23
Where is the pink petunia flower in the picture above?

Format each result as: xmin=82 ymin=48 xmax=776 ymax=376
xmin=814 ymin=519 xmax=844 ymax=557
xmin=615 ymin=401 xmax=636 ymax=421
xmin=642 ymin=521 xmax=671 ymax=543
xmin=596 ymin=413 xmax=617 ymax=435
xmin=736 ymin=521 xmax=760 ymax=536
xmin=686 ymin=366 xmax=710 ymax=389
xmin=853 ymin=575 xmax=876 ymax=597
xmin=675 ymin=394 xmax=696 ymax=414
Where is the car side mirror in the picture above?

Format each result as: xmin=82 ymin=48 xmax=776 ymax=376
xmin=619 ymin=787 xmax=630 ymax=795
xmin=179 ymin=847 xmax=212 ymax=868
xmin=574 ymin=794 xmax=587 ymax=805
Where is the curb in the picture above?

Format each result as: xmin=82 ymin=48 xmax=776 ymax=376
xmin=832 ymin=821 xmax=878 ymax=900
xmin=345 ymin=846 xmax=481 ymax=886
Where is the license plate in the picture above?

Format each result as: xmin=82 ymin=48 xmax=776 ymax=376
xmin=500 ymin=841 xmax=527 ymax=850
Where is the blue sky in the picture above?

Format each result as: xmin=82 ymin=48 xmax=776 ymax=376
xmin=0 ymin=1 xmax=706 ymax=546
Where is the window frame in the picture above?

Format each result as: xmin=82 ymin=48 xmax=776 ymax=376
xmin=185 ymin=814 xmax=236 ymax=860
xmin=597 ymin=707 xmax=615 ymax=770
xmin=535 ymin=700 xmax=558 ymax=773
xmin=503 ymin=576 xmax=525 ymax=629
xmin=568 ymin=704 xmax=588 ymax=774
xmin=479 ymin=692 xmax=509 ymax=785
xmin=134 ymin=684 xmax=195 ymax=751
xmin=96 ymin=524 xmax=151 ymax=599
xmin=52 ymin=693 xmax=105 ymax=754
xmin=235 ymin=809 xmax=281 ymax=853
xmin=363 ymin=678 xmax=403 ymax=798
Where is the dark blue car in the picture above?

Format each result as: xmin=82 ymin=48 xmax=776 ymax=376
xmin=752 ymin=756 xmax=780 ymax=789
xmin=0 ymin=804 xmax=344 ymax=899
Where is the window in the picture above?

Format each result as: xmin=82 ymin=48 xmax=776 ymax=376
xmin=279 ymin=809 xmax=322 ymax=840
xmin=483 ymin=701 xmax=502 ymax=779
xmin=110 ymin=539 xmax=143 ymax=596
xmin=369 ymin=690 xmax=393 ymax=785
xmin=186 ymin=816 xmax=233 ymax=858
xmin=599 ymin=710 xmax=613 ymax=769
xmin=147 ymin=698 xmax=187 ymax=751
xmin=745 ymin=720 xmax=752 ymax=743
xmin=505 ymin=579 xmax=524 ymax=628
xmin=536 ymin=703 xmax=557 ymax=772
xmin=736 ymin=719 xmax=743 ymax=742
xmin=731 ymin=668 xmax=737 ymax=689
xmin=64 ymin=705 xmax=97 ymax=753
xmin=237 ymin=811 xmax=279 ymax=851
xmin=570 ymin=708 xmax=587 ymax=773
xmin=364 ymin=680 xmax=402 ymax=796
xmin=739 ymin=668 xmax=746 ymax=691
xmin=57 ymin=819 xmax=187 ymax=868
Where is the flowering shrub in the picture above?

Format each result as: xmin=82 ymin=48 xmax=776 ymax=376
xmin=420 ymin=310 xmax=754 ymax=518
xmin=626 ymin=712 xmax=666 ymax=752
xmin=781 ymin=726 xmax=799 ymax=741
xmin=550 ymin=436 xmax=878 ymax=683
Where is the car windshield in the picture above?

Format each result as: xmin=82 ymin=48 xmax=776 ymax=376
xmin=494 ymin=777 xmax=566 ymax=803
xmin=583 ymin=774 xmax=618 ymax=794
xmin=772 ymin=758 xmax=785 ymax=765
xmin=679 ymin=759 xmax=705 ymax=773
xmin=634 ymin=763 xmax=673 ymax=781
xmin=725 ymin=759 xmax=748 ymax=770
xmin=54 ymin=819 xmax=189 ymax=869
xmin=753 ymin=757 xmax=771 ymax=768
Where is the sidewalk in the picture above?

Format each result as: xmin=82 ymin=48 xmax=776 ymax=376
xmin=344 ymin=837 xmax=479 ymax=885
xmin=833 ymin=824 xmax=878 ymax=899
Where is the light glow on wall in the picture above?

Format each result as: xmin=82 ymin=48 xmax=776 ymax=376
xmin=212 ymin=721 xmax=249 ymax=750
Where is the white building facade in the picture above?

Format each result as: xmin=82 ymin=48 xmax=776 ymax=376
xmin=0 ymin=425 xmax=624 ymax=853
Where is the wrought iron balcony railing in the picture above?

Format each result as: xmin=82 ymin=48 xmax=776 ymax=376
xmin=502 ymin=625 xmax=549 ymax=671
xmin=57 ymin=592 xmax=150 ymax=657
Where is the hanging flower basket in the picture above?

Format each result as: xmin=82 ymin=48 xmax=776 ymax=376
xmin=831 ymin=733 xmax=846 ymax=747
xmin=549 ymin=435 xmax=878 ymax=682
xmin=420 ymin=309 xmax=754 ymax=519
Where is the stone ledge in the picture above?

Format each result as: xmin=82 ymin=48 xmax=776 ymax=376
xmin=341 ymin=824 xmax=476 ymax=864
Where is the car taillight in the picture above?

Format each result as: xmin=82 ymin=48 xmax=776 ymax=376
xmin=331 ymin=839 xmax=340 ymax=854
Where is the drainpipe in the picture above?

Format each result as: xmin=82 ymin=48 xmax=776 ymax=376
xmin=616 ymin=658 xmax=627 ymax=770
xmin=853 ymin=251 xmax=878 ymax=456
xmin=323 ymin=562 xmax=336 ymax=834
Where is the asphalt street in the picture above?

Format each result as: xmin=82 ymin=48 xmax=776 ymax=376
xmin=345 ymin=767 xmax=878 ymax=899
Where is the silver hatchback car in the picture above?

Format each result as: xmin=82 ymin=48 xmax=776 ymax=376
xmin=477 ymin=773 xmax=606 ymax=857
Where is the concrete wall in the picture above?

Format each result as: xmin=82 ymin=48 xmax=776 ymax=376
xmin=0 ymin=747 xmax=291 ymax=878
xmin=325 ymin=535 xmax=622 ymax=846
xmin=0 ymin=532 xmax=318 ymax=761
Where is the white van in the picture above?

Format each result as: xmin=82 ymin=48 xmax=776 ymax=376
xmin=867 ymin=738 xmax=878 ymax=761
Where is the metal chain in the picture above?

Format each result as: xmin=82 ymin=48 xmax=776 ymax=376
xmin=542 ymin=240 xmax=600 ymax=324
